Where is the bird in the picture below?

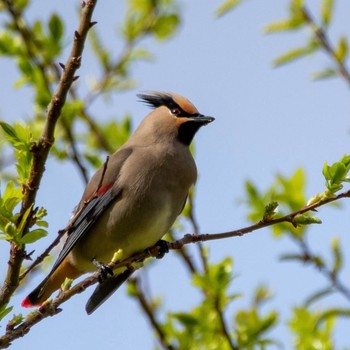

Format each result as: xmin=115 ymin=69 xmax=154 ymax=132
xmin=21 ymin=91 xmax=214 ymax=314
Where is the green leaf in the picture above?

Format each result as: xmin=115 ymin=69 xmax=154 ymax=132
xmin=335 ymin=36 xmax=348 ymax=63
xmin=264 ymin=18 xmax=304 ymax=33
xmin=312 ymin=67 xmax=337 ymax=81
xmin=153 ymin=14 xmax=180 ymax=40
xmin=20 ymin=228 xmax=48 ymax=244
xmin=0 ymin=304 xmax=13 ymax=321
xmin=215 ymin=0 xmax=242 ymax=18
xmin=289 ymin=307 xmax=334 ymax=348
xmin=17 ymin=205 xmax=33 ymax=238
xmin=293 ymin=214 xmax=322 ymax=225
xmin=0 ymin=121 xmax=18 ymax=140
xmin=280 ymin=253 xmax=307 ymax=263
xmin=171 ymin=313 xmax=198 ymax=328
xmin=321 ymin=0 xmax=334 ymax=26
xmin=323 ymin=155 xmax=350 ymax=195
xmin=263 ymin=201 xmax=278 ymax=221
xmin=48 ymin=13 xmax=64 ymax=41
xmin=331 ymin=237 xmax=342 ymax=274
xmin=316 ymin=309 xmax=350 ymax=327
xmin=273 ymin=44 xmax=318 ymax=67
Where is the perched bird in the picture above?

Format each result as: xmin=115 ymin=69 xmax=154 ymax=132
xmin=22 ymin=92 xmax=214 ymax=314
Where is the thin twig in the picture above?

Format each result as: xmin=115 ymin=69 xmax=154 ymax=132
xmin=300 ymin=6 xmax=350 ymax=86
xmin=19 ymin=232 xmax=64 ymax=281
xmin=130 ymin=278 xmax=177 ymax=350
xmin=214 ymin=297 xmax=238 ymax=350
xmin=295 ymin=238 xmax=350 ymax=303
xmin=188 ymin=191 xmax=208 ymax=273
xmin=168 ymin=190 xmax=350 ymax=250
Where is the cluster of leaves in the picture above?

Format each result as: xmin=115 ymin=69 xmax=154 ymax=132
xmin=0 ymin=0 xmax=180 ymax=183
xmin=129 ymin=258 xmax=278 ymax=349
xmin=217 ymin=0 xmax=350 ymax=83
xmin=244 ymin=153 xmax=350 ymax=348
xmin=0 ymin=122 xmax=48 ymax=246
xmin=264 ymin=0 xmax=350 ymax=81
xmin=246 ymin=168 xmax=313 ymax=236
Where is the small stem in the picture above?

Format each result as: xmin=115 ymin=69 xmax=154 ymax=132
xmin=130 ymin=278 xmax=177 ymax=350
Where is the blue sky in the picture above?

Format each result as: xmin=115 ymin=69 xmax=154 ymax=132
xmin=1 ymin=0 xmax=350 ymax=349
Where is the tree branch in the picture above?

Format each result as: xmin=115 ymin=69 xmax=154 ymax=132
xmin=0 ymin=0 xmax=98 ymax=309
xmin=130 ymin=278 xmax=177 ymax=350
xmin=1 ymin=188 xmax=349 ymax=347
xmin=301 ymin=6 xmax=350 ymax=86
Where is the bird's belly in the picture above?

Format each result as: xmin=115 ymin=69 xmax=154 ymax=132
xmin=69 ymin=196 xmax=176 ymax=272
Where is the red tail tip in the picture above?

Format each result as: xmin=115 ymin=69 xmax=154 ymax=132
xmin=21 ymin=296 xmax=34 ymax=308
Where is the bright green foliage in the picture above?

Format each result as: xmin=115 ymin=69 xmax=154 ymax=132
xmin=122 ymin=0 xmax=180 ymax=42
xmin=323 ymin=154 xmax=350 ymax=196
xmin=272 ymin=41 xmax=318 ymax=67
xmin=289 ymin=307 xmax=335 ymax=349
xmin=0 ymin=181 xmax=48 ymax=246
xmin=335 ymin=36 xmax=348 ymax=63
xmin=159 ymin=259 xmax=277 ymax=349
xmin=321 ymin=0 xmax=334 ymax=27
xmin=0 ymin=122 xmax=34 ymax=184
xmin=215 ymin=0 xmax=242 ymax=18
xmin=245 ymin=168 xmax=312 ymax=236
xmin=264 ymin=0 xmax=306 ymax=33
xmin=0 ymin=304 xmax=13 ymax=322
xmin=264 ymin=0 xmax=346 ymax=82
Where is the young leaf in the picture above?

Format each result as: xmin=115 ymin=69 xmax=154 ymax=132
xmin=0 ymin=304 xmax=13 ymax=321
xmin=19 ymin=228 xmax=47 ymax=244
xmin=321 ymin=0 xmax=334 ymax=27
xmin=215 ymin=0 xmax=242 ymax=18
xmin=312 ymin=67 xmax=337 ymax=81
xmin=273 ymin=45 xmax=317 ymax=67
xmin=335 ymin=36 xmax=348 ymax=63
xmin=293 ymin=214 xmax=322 ymax=226
xmin=48 ymin=13 xmax=64 ymax=42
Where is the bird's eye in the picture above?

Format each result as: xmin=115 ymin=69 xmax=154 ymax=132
xmin=171 ymin=107 xmax=181 ymax=116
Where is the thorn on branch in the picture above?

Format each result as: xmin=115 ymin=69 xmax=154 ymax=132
xmin=74 ymin=30 xmax=81 ymax=40
xmin=72 ymin=76 xmax=80 ymax=82
xmin=89 ymin=21 xmax=98 ymax=28
xmin=24 ymin=250 xmax=35 ymax=261
xmin=59 ymin=62 xmax=65 ymax=70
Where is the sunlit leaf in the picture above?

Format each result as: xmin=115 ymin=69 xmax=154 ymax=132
xmin=215 ymin=0 xmax=242 ymax=18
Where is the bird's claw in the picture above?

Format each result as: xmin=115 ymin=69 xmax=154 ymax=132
xmin=154 ymin=240 xmax=169 ymax=259
xmin=92 ymin=258 xmax=114 ymax=283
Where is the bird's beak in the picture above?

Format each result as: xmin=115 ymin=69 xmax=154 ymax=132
xmin=190 ymin=114 xmax=215 ymax=125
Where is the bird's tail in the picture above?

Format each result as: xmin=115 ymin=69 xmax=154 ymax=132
xmin=22 ymin=259 xmax=82 ymax=308
xmin=85 ymin=269 xmax=134 ymax=315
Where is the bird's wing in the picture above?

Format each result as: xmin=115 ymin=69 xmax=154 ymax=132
xmin=50 ymin=148 xmax=133 ymax=274
xmin=85 ymin=269 xmax=134 ymax=314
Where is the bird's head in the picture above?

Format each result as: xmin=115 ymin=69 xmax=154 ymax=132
xmin=137 ymin=92 xmax=215 ymax=145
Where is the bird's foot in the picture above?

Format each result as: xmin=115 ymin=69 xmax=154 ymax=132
xmin=152 ymin=240 xmax=169 ymax=259
xmin=92 ymin=258 xmax=114 ymax=283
